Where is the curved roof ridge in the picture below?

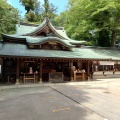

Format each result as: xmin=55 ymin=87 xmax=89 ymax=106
xmin=21 ymin=18 xmax=48 ymax=36
xmin=21 ymin=18 xmax=71 ymax=40
xmin=26 ymin=36 xmax=74 ymax=48
xmin=48 ymin=22 xmax=69 ymax=40
xmin=69 ymin=39 xmax=86 ymax=45
xmin=1 ymin=33 xmax=26 ymax=40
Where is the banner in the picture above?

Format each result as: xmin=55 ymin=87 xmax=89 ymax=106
xmin=100 ymin=61 xmax=114 ymax=65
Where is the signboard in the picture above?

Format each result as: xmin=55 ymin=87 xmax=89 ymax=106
xmin=100 ymin=61 xmax=114 ymax=65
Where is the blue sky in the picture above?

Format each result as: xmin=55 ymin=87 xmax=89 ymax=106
xmin=7 ymin=0 xmax=68 ymax=17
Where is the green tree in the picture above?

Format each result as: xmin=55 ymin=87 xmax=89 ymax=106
xmin=44 ymin=0 xmax=49 ymax=17
xmin=63 ymin=0 xmax=120 ymax=47
xmin=62 ymin=0 xmax=93 ymax=41
xmin=25 ymin=11 xmax=36 ymax=22
xmin=98 ymin=29 xmax=110 ymax=47
xmin=34 ymin=0 xmax=43 ymax=15
xmin=43 ymin=0 xmax=57 ymax=21
xmin=0 ymin=0 xmax=19 ymax=38
xmin=19 ymin=0 xmax=35 ymax=13
xmin=90 ymin=0 xmax=120 ymax=47
xmin=53 ymin=12 xmax=68 ymax=27
xmin=21 ymin=0 xmax=57 ymax=23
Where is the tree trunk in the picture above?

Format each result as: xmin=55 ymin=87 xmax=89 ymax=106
xmin=111 ymin=30 xmax=116 ymax=47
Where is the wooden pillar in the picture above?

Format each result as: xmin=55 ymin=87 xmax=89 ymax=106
xmin=39 ymin=60 xmax=43 ymax=83
xmin=15 ymin=59 xmax=20 ymax=84
xmin=87 ymin=61 xmax=90 ymax=80
xmin=70 ymin=62 xmax=74 ymax=81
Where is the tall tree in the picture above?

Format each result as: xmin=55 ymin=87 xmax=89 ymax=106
xmin=20 ymin=0 xmax=57 ymax=23
xmin=34 ymin=0 xmax=43 ymax=15
xmin=98 ymin=29 xmax=110 ymax=47
xmin=25 ymin=11 xmax=36 ymax=22
xmin=90 ymin=0 xmax=120 ymax=47
xmin=44 ymin=0 xmax=49 ymax=17
xmin=43 ymin=0 xmax=57 ymax=20
xmin=33 ymin=0 xmax=44 ymax=23
xmin=19 ymin=0 xmax=35 ymax=13
xmin=63 ymin=0 xmax=120 ymax=47
xmin=0 ymin=0 xmax=19 ymax=38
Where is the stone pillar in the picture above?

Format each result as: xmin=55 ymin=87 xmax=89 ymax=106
xmin=70 ymin=62 xmax=74 ymax=81
xmin=39 ymin=60 xmax=43 ymax=83
xmin=16 ymin=59 xmax=20 ymax=84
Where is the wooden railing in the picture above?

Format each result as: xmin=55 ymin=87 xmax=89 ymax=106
xmin=23 ymin=73 xmax=38 ymax=83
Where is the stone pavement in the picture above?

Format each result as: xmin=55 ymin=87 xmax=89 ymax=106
xmin=0 ymin=77 xmax=119 ymax=90
xmin=51 ymin=79 xmax=120 ymax=120
xmin=0 ymin=70 xmax=120 ymax=90
xmin=0 ymin=86 xmax=104 ymax=120
xmin=0 ymin=78 xmax=120 ymax=119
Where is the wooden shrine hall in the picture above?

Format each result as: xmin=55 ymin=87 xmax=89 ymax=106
xmin=0 ymin=17 xmax=120 ymax=84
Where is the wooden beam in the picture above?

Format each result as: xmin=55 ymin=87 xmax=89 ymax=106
xmin=39 ymin=60 xmax=43 ymax=83
xmin=70 ymin=62 xmax=74 ymax=81
xmin=87 ymin=61 xmax=90 ymax=80
xmin=15 ymin=59 xmax=20 ymax=84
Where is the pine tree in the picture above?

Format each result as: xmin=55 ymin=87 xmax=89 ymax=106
xmin=44 ymin=0 xmax=49 ymax=17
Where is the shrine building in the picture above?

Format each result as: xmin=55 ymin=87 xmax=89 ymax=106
xmin=0 ymin=17 xmax=120 ymax=84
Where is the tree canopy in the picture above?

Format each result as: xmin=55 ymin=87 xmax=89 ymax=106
xmin=20 ymin=0 xmax=35 ymax=13
xmin=54 ymin=0 xmax=120 ymax=47
xmin=20 ymin=0 xmax=57 ymax=23
xmin=0 ymin=0 xmax=19 ymax=39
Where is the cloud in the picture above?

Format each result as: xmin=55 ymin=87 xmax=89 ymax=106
xmin=7 ymin=0 xmax=12 ymax=5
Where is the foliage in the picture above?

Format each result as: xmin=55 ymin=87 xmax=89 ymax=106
xmin=53 ymin=12 xmax=68 ymax=27
xmin=20 ymin=0 xmax=35 ymax=13
xmin=85 ymin=41 xmax=95 ymax=46
xmin=98 ymin=29 xmax=110 ymax=47
xmin=44 ymin=0 xmax=49 ymax=17
xmin=43 ymin=0 xmax=57 ymax=19
xmin=34 ymin=0 xmax=43 ymax=15
xmin=25 ymin=11 xmax=36 ymax=22
xmin=56 ymin=0 xmax=120 ymax=47
xmin=0 ymin=0 xmax=19 ymax=39
xmin=89 ymin=0 xmax=120 ymax=47
xmin=20 ymin=0 xmax=57 ymax=23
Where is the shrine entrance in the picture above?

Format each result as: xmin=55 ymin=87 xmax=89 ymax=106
xmin=1 ymin=58 xmax=71 ymax=83
xmin=1 ymin=58 xmax=91 ymax=84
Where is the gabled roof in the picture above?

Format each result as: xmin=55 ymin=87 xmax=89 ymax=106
xmin=19 ymin=17 xmax=71 ymax=40
xmin=1 ymin=17 xmax=86 ymax=50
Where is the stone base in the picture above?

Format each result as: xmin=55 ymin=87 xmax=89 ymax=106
xmin=39 ymin=78 xmax=43 ymax=83
xmin=15 ymin=79 xmax=20 ymax=84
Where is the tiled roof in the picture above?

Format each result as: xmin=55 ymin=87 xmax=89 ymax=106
xmin=26 ymin=37 xmax=74 ymax=47
xmin=2 ymin=18 xmax=86 ymax=47
xmin=0 ymin=42 xmax=119 ymax=60
xmin=16 ymin=24 xmax=37 ymax=36
xmin=1 ymin=18 xmax=120 ymax=60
